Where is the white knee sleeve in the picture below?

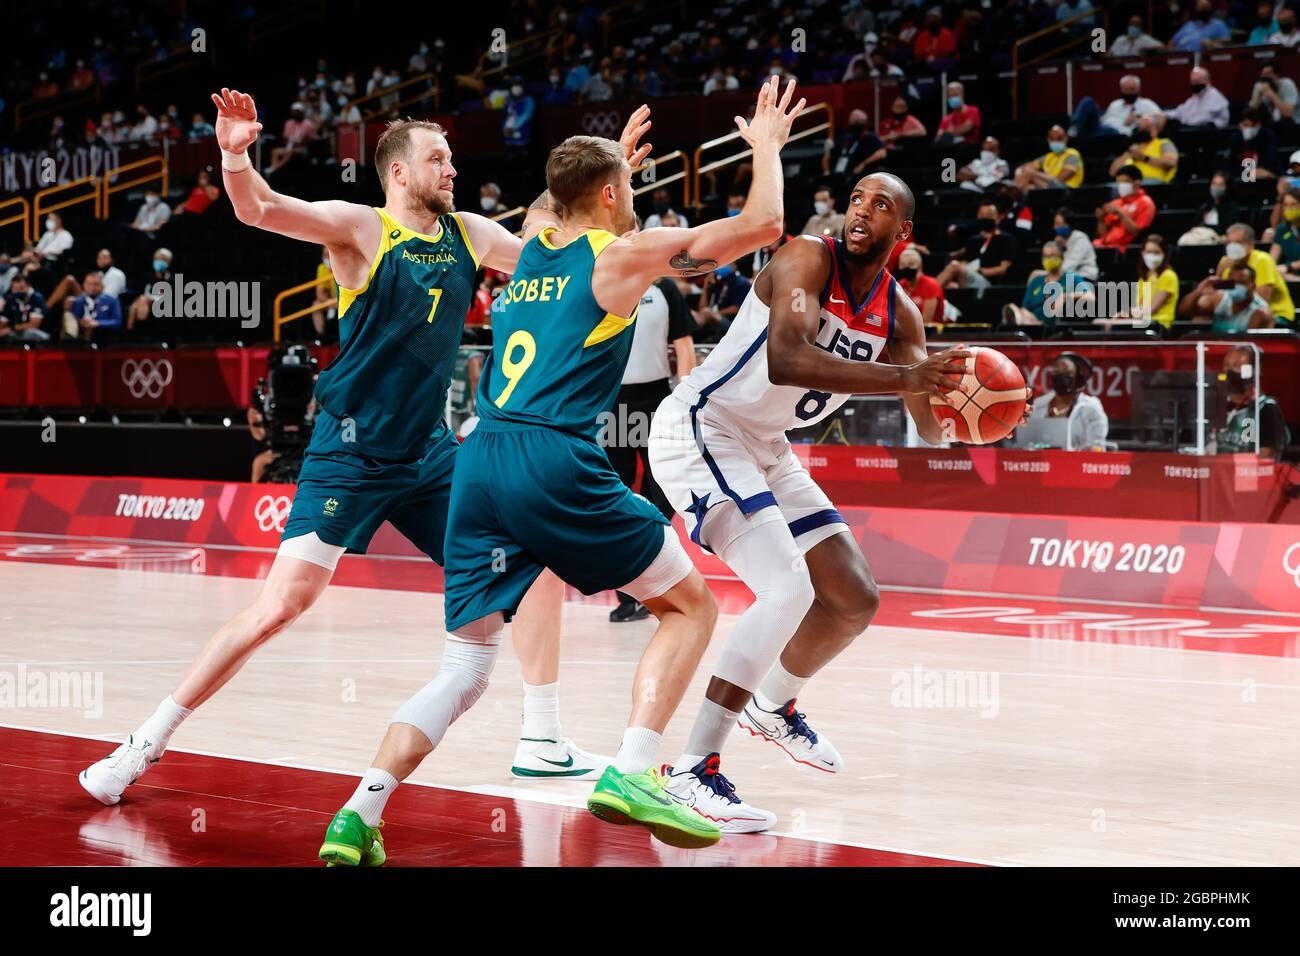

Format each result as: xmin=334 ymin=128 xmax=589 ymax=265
xmin=391 ymin=613 xmax=504 ymax=748
xmin=278 ymin=531 xmax=346 ymax=572
xmin=622 ymin=525 xmax=695 ymax=604
xmin=712 ymin=507 xmax=815 ymax=692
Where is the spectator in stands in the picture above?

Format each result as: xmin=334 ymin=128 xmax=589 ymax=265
xmin=823 ymin=109 xmax=885 ymax=179
xmin=189 ymin=111 xmax=215 ymax=141
xmin=1109 ymin=115 xmax=1178 ymax=184
xmin=802 ymin=185 xmax=844 ymax=237
xmin=15 ymin=213 xmax=73 ymax=296
xmin=0 ymin=254 xmax=16 ymax=297
xmin=934 ymin=81 xmax=980 ymax=145
xmin=1013 ymin=353 xmax=1109 ymax=451
xmin=1094 ymin=165 xmax=1156 ymax=249
xmin=957 ymin=136 xmax=1009 ymax=192
xmin=96 ymin=249 xmax=127 ymax=298
xmin=266 ymin=103 xmax=318 ymax=175
xmin=1248 ymin=1 xmax=1281 ymax=44
xmin=1164 ymin=67 xmax=1230 ymax=129
xmin=1180 ymin=171 xmax=1241 ymax=244
xmin=1217 ymin=223 xmax=1295 ymax=324
xmin=127 ymin=248 xmax=173 ymax=333
xmin=1215 ymin=346 xmax=1290 ymax=458
xmin=580 ymin=59 xmax=614 ymax=103
xmin=1069 ymin=74 xmax=1161 ymax=139
xmin=129 ymin=103 xmax=159 ymax=142
xmin=1109 ymin=16 xmax=1165 ymax=56
xmin=1114 ymin=234 xmax=1179 ymax=330
xmin=1269 ymin=6 xmax=1300 ymax=46
xmin=69 ymin=59 xmax=95 ymax=91
xmin=66 ymin=271 xmax=122 ymax=341
xmin=935 ymin=201 xmax=1016 ymax=292
xmin=880 ymin=96 xmax=927 ymax=148
xmin=1015 ymin=125 xmax=1084 ymax=192
xmin=867 ymin=48 xmax=905 ymax=83
xmin=1169 ymin=2 xmax=1232 ymax=51
xmin=1053 ymin=208 xmax=1099 ymax=280
xmin=1250 ymin=63 xmax=1297 ymax=125
xmin=130 ymin=188 xmax=171 ymax=234
xmin=694 ymin=262 xmax=751 ymax=341
xmin=502 ymin=77 xmax=535 ymax=154
xmin=703 ymin=66 xmax=739 ymax=95
xmin=914 ymin=7 xmax=958 ymax=70
xmin=312 ymin=248 xmax=337 ymax=340
xmin=1005 ymin=240 xmax=1095 ymax=327
xmin=1180 ymin=265 xmax=1275 ymax=331
xmin=1230 ymin=107 xmax=1281 ymax=179
xmin=173 ymin=171 xmax=221 ymax=218
xmin=895 ymin=246 xmax=945 ymax=324
xmin=0 ymin=274 xmax=51 ymax=342
xmin=1269 ymin=189 xmax=1300 ymax=278
xmin=644 ymin=188 xmax=688 ymax=229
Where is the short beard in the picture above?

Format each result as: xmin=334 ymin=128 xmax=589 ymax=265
xmin=422 ymin=189 xmax=452 ymax=216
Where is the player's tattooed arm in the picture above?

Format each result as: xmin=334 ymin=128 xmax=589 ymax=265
xmin=669 ymin=249 xmax=718 ymax=277
xmin=530 ymin=189 xmax=564 ymax=216
xmin=521 ymin=190 xmax=564 ymax=245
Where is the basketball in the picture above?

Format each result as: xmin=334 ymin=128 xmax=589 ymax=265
xmin=928 ymin=347 xmax=1028 ymax=445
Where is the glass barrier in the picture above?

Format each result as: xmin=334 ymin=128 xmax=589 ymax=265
xmin=450 ymin=339 xmax=1277 ymax=457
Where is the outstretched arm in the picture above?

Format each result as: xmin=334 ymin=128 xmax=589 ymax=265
xmin=212 ymin=88 xmax=376 ymax=272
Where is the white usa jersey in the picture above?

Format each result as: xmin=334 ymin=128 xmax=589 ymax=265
xmin=674 ymin=235 xmax=897 ymax=441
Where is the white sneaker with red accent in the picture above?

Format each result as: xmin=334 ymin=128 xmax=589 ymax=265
xmin=737 ymin=698 xmax=844 ymax=773
xmin=661 ymin=754 xmax=777 ymax=834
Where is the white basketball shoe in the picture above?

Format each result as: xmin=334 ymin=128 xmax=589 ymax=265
xmin=737 ymin=698 xmax=844 ymax=773
xmin=79 ymin=735 xmax=163 ymax=806
xmin=661 ymin=753 xmax=777 ymax=833
xmin=510 ymin=737 xmax=611 ymax=779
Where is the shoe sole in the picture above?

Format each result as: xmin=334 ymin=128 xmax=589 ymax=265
xmin=586 ymin=793 xmax=720 ymax=849
xmin=737 ymin=720 xmax=840 ymax=774
xmin=319 ymin=842 xmax=362 ymax=867
xmin=78 ymin=770 xmax=121 ymax=806
xmin=510 ymin=765 xmax=601 ymax=778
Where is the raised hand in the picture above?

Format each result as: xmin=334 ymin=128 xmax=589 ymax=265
xmin=619 ymin=104 xmax=653 ymax=169
xmin=209 ymin=87 xmax=264 ymax=154
xmin=735 ymin=75 xmax=806 ymax=152
xmin=902 ymin=345 xmax=972 ymax=396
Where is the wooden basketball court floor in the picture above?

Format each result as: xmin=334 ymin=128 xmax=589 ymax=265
xmin=1 ymin=530 xmax=1297 ymax=867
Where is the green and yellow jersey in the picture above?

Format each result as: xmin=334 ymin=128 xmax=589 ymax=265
xmin=477 ymin=226 xmax=638 ymax=440
xmin=312 ymin=207 xmax=478 ymax=459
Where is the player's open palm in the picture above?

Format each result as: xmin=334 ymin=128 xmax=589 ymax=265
xmin=619 ymin=104 xmax=653 ymax=169
xmin=902 ymin=346 xmax=972 ymax=396
xmin=736 ymin=76 xmax=806 ymax=151
xmin=210 ymin=87 xmax=264 ymax=154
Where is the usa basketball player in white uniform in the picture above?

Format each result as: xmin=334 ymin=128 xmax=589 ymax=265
xmin=648 ymin=172 xmax=978 ymax=830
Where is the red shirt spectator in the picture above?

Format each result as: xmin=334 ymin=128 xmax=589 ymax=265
xmin=914 ymin=22 xmax=958 ymax=62
xmin=1095 ymin=181 xmax=1156 ymax=248
xmin=937 ymin=103 xmax=981 ymax=145
xmin=900 ymin=272 xmax=945 ymax=323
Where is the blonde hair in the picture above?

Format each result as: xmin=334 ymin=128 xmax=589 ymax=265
xmin=545 ymin=135 xmax=626 ymax=210
xmin=374 ymin=118 xmax=448 ymax=191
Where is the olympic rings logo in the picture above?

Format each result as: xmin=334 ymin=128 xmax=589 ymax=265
xmin=121 ymin=358 xmax=174 ymax=399
xmin=253 ymin=494 xmax=293 ymax=533
xmin=1283 ymin=542 xmax=1300 ymax=589
xmin=581 ymin=110 xmax=621 ymax=137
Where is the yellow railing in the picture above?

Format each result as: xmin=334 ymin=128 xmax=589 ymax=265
xmin=1011 ymin=6 xmax=1109 ymax=119
xmin=475 ymin=29 xmax=561 ymax=82
xmin=14 ymin=83 xmax=100 ymax=132
xmin=692 ymin=103 xmax=833 ymax=209
xmin=0 ymin=197 xmax=31 ymax=248
xmin=273 ymin=274 xmax=336 ymax=343
xmin=491 ymin=205 xmax=528 ymax=237
xmin=136 ymin=45 xmax=217 ymax=89
xmin=346 ymin=73 xmax=440 ymax=122
xmin=33 ymin=177 xmax=101 ymax=238
xmin=101 ymin=156 xmax=168 ymax=220
xmin=633 ymin=149 xmax=691 ymax=209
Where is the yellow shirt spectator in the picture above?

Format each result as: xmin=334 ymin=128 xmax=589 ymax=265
xmin=1041 ymin=146 xmax=1084 ymax=188
xmin=1137 ymin=267 xmax=1179 ymax=328
xmin=1221 ymin=249 xmax=1294 ymax=323
xmin=1133 ymin=137 xmax=1177 ymax=183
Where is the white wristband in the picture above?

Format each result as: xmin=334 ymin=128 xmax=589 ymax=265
xmin=221 ymin=149 xmax=251 ymax=172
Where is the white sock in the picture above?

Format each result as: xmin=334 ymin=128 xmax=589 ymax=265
xmin=137 ymin=695 xmax=193 ymax=752
xmin=343 ymin=767 xmax=398 ymax=827
xmin=756 ymin=660 xmax=809 ymax=713
xmin=613 ymin=726 xmax=661 ymax=774
xmin=679 ymin=698 xmax=740 ymax=768
xmin=521 ymin=680 xmax=562 ymax=742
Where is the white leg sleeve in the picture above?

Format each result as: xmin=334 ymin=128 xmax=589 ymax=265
xmin=621 ymin=525 xmax=695 ymax=604
xmin=278 ymin=531 xmax=346 ymax=572
xmin=391 ymin=613 xmax=504 ymax=748
xmin=709 ymin=505 xmax=815 ymax=692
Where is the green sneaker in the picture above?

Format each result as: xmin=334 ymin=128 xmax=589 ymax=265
xmin=318 ymin=808 xmax=386 ymax=867
xmin=587 ymin=765 xmax=721 ymax=849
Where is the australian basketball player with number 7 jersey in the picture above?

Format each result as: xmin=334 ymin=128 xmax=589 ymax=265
xmin=648 ymin=172 xmax=1030 ymax=831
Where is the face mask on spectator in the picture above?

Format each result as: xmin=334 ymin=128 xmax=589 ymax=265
xmin=1229 ymin=284 xmax=1250 ymax=303
xmin=1048 ymin=140 xmax=1066 ymax=154
xmin=1049 ymin=370 xmax=1075 ymax=394
xmin=1127 ymin=25 xmax=1141 ymax=38
xmin=1224 ymin=369 xmax=1247 ymax=390
xmin=946 ymin=96 xmax=962 ymax=109
xmin=1042 ymin=255 xmax=1062 ymax=272
xmin=1132 ymin=128 xmax=1152 ymax=143
xmin=814 ymin=200 xmax=830 ymax=216
xmin=146 ymin=195 xmax=159 ymax=206
xmin=1143 ymin=252 xmax=1163 ymax=270
xmin=726 ymin=207 xmax=741 ymax=217
xmin=979 ymin=149 xmax=996 ymax=163
xmin=1285 ymin=207 xmax=1300 ymax=223
xmin=45 ymin=217 xmax=56 ymax=230
xmin=896 ymin=266 xmax=918 ymax=280
xmin=1241 ymin=125 xmax=1259 ymax=141
xmin=976 ymin=216 xmax=997 ymax=232
xmin=511 ymin=85 xmax=524 ymax=97
xmin=1190 ymin=83 xmax=1206 ymax=95
xmin=715 ymin=264 xmax=734 ymax=279
xmin=1121 ymin=92 xmax=1138 ymax=104
xmin=479 ymin=196 xmax=496 ymax=211
xmin=1226 ymin=242 xmax=1248 ymax=261
xmin=1116 ymin=181 xmax=1134 ymax=197
xmin=1210 ymin=185 xmax=1226 ymax=199
xmin=1054 ymin=224 xmax=1071 ymax=238
xmin=153 ymin=258 xmax=169 ymax=272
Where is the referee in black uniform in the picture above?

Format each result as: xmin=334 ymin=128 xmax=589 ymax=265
xmin=605 ymin=272 xmax=697 ymax=621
